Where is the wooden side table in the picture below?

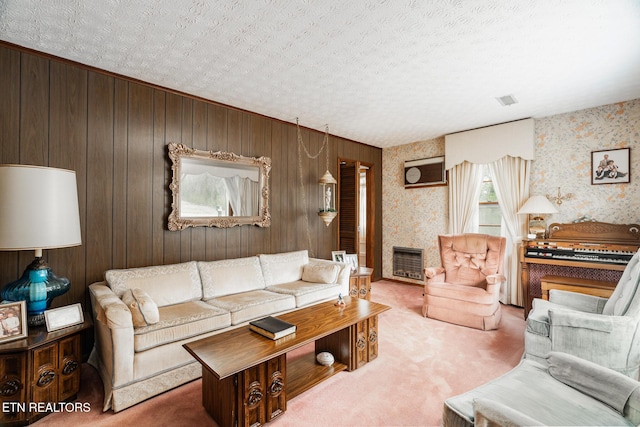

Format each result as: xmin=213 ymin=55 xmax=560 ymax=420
xmin=540 ymin=275 xmax=616 ymax=300
xmin=0 ymin=315 xmax=91 ymax=426
xmin=349 ymin=267 xmax=373 ymax=300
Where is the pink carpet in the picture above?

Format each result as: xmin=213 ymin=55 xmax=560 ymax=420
xmin=34 ymin=280 xmax=525 ymax=427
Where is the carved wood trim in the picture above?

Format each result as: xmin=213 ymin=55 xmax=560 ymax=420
xmin=547 ymin=221 xmax=640 ymax=244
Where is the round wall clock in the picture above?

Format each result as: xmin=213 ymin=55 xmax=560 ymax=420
xmin=405 ymin=166 xmax=421 ymax=184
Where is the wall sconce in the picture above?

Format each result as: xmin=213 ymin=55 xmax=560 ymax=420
xmin=546 ymin=187 xmax=573 ymax=205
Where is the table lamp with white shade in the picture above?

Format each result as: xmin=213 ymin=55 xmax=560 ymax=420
xmin=0 ymin=165 xmax=82 ymax=326
xmin=517 ymin=195 xmax=558 ymax=239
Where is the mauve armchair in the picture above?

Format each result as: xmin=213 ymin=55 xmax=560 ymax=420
xmin=524 ymin=248 xmax=640 ymax=378
xmin=422 ymin=234 xmax=506 ymax=330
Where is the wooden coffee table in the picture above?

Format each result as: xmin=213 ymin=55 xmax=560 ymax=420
xmin=184 ymin=297 xmax=390 ymax=427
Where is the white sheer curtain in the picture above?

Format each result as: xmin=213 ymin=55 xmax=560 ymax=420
xmin=448 ymin=161 xmax=483 ymax=234
xmin=243 ymin=178 xmax=260 ymax=216
xmin=488 ymin=156 xmax=531 ymax=306
xmin=224 ymin=176 xmax=260 ymax=216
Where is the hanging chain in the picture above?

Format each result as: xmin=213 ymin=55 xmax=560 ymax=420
xmin=297 ymin=119 xmax=330 ymax=257
xmin=297 ymin=118 xmax=329 ymax=161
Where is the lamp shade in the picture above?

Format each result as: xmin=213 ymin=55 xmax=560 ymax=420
xmin=517 ymin=195 xmax=558 ymax=215
xmin=0 ymin=165 xmax=82 ymax=251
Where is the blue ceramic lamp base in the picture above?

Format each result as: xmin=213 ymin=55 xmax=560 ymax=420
xmin=1 ymin=257 xmax=71 ymax=326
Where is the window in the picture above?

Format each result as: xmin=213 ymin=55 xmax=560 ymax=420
xmin=180 ymin=174 xmax=230 ymax=217
xmin=478 ymin=165 xmax=502 ymax=236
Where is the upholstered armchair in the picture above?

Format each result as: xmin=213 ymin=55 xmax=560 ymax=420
xmin=525 ymin=248 xmax=640 ymax=378
xmin=422 ymin=234 xmax=506 ymax=330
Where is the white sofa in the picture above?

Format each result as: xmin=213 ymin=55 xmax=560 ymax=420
xmin=88 ymin=250 xmax=350 ymax=412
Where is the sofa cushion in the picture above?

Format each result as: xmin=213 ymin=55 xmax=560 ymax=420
xmin=259 ymin=250 xmax=309 ymax=287
xmin=132 ymin=301 xmax=230 ymax=352
xmin=301 ymin=263 xmax=340 ymax=284
xmin=198 ymin=257 xmax=265 ymax=299
xmin=122 ymin=288 xmax=159 ymax=327
xmin=267 ymin=281 xmax=342 ymax=307
xmin=105 ymin=261 xmax=202 ymax=307
xmin=424 ymin=281 xmax=496 ymax=305
xmin=205 ymin=290 xmax=296 ymax=325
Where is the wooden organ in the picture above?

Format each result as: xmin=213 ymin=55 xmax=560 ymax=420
xmin=520 ymin=221 xmax=640 ymax=317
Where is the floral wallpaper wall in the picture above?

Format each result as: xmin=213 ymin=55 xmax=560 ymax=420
xmin=382 ymin=99 xmax=640 ymax=283
xmin=382 ymin=137 xmax=447 ymax=284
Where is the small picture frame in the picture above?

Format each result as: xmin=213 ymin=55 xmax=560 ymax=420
xmin=344 ymin=254 xmax=359 ymax=272
xmin=0 ymin=301 xmax=27 ymax=343
xmin=44 ymin=303 xmax=84 ymax=332
xmin=331 ymin=250 xmax=346 ymax=263
xmin=591 ymin=148 xmax=630 ymax=185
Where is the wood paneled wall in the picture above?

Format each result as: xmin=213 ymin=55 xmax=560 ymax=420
xmin=0 ymin=43 xmax=383 ymax=311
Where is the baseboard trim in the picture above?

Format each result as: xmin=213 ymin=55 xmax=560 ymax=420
xmin=380 ymin=277 xmax=424 ymax=287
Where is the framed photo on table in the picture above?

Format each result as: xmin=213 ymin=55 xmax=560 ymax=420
xmin=45 ymin=303 xmax=84 ymax=332
xmin=344 ymin=254 xmax=358 ymax=272
xmin=331 ymin=250 xmax=346 ymax=263
xmin=591 ymin=148 xmax=630 ymax=184
xmin=0 ymin=301 xmax=27 ymax=343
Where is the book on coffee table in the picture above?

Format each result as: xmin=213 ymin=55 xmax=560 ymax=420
xmin=249 ymin=316 xmax=296 ymax=340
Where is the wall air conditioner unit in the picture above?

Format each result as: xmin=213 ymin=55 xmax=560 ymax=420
xmin=404 ymin=156 xmax=447 ymax=188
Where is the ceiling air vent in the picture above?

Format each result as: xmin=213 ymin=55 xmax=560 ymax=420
xmin=496 ymin=94 xmax=518 ymax=106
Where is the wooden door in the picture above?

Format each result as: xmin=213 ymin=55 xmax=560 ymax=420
xmin=339 ymin=161 xmax=359 ymax=255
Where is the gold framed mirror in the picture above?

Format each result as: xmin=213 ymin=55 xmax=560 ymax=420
xmin=167 ymin=143 xmax=271 ymax=230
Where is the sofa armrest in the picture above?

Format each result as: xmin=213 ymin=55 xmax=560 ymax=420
xmin=483 ymin=274 xmax=506 ymax=295
xmin=547 ymin=351 xmax=640 ymax=415
xmin=486 ymin=274 xmax=506 ymax=285
xmin=473 ymin=398 xmax=544 ymax=427
xmin=424 ymin=267 xmax=445 ymax=281
xmin=549 ymin=289 xmax=607 ymax=313
xmin=89 ymin=282 xmax=135 ymax=388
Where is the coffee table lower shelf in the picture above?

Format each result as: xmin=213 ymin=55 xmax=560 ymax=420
xmin=286 ymin=351 xmax=348 ymax=400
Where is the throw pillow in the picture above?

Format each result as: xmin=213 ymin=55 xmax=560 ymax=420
xmin=122 ymin=288 xmax=160 ymax=327
xmin=302 ymin=263 xmax=340 ymax=284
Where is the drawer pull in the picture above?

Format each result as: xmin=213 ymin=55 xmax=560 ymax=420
xmin=0 ymin=379 xmax=22 ymax=397
xmin=37 ymin=370 xmax=55 ymax=387
xmin=269 ymin=377 xmax=284 ymax=394
xmin=62 ymin=360 xmax=79 ymax=375
xmin=247 ymin=388 xmax=263 ymax=406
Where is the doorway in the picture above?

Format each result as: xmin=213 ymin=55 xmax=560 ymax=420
xmin=338 ymin=159 xmax=374 ymax=269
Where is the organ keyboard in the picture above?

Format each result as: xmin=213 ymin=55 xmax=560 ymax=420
xmin=523 ymin=241 xmax=637 ymax=265
xmin=520 ymin=221 xmax=640 ymax=317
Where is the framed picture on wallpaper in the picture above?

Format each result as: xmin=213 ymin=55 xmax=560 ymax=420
xmin=591 ymin=148 xmax=630 ymax=185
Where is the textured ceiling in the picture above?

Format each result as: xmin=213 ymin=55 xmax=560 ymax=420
xmin=1 ymin=0 xmax=640 ymax=148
